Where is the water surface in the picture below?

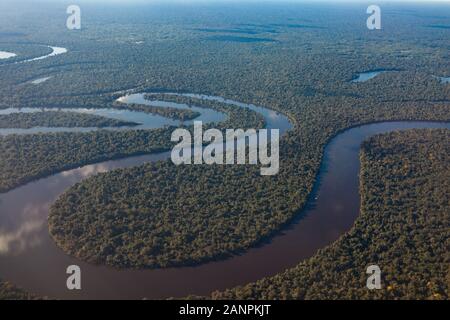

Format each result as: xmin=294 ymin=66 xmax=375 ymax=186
xmin=0 ymin=51 xmax=16 ymax=59
xmin=30 ymin=77 xmax=52 ymax=85
xmin=435 ymin=76 xmax=450 ymax=84
xmin=0 ymin=46 xmax=68 ymax=66
xmin=20 ymin=46 xmax=67 ymax=63
xmin=0 ymin=113 xmax=446 ymax=298
xmin=351 ymin=70 xmax=396 ymax=83
xmin=0 ymin=94 xmax=227 ymax=135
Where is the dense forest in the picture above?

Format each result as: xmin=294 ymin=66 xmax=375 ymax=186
xmin=0 ymin=95 xmax=264 ymax=193
xmin=0 ymin=111 xmax=138 ymax=129
xmin=0 ymin=2 xmax=449 ymax=298
xmin=115 ymin=100 xmax=200 ymax=121
xmin=0 ymin=43 xmax=52 ymax=66
xmin=212 ymin=129 xmax=449 ymax=300
xmin=0 ymin=280 xmax=36 ymax=300
xmin=47 ymin=97 xmax=449 ymax=269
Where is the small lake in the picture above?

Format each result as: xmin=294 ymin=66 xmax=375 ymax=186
xmin=30 ymin=77 xmax=52 ymax=85
xmin=0 ymin=51 xmax=17 ymax=59
xmin=435 ymin=76 xmax=450 ymax=84
xmin=351 ymin=70 xmax=395 ymax=83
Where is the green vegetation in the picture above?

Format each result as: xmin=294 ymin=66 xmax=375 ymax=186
xmin=143 ymin=93 xmax=265 ymax=129
xmin=46 ymin=98 xmax=449 ymax=269
xmin=0 ymin=111 xmax=138 ymax=129
xmin=0 ymin=280 xmax=36 ymax=300
xmin=121 ymin=103 xmax=199 ymax=121
xmin=0 ymin=43 xmax=52 ymax=65
xmin=0 ymin=2 xmax=449 ymax=298
xmin=212 ymin=129 xmax=450 ymax=300
xmin=49 ymin=163 xmax=269 ymax=268
xmin=0 ymin=96 xmax=264 ymax=193
xmin=0 ymin=128 xmax=171 ymax=193
xmin=115 ymin=95 xmax=200 ymax=121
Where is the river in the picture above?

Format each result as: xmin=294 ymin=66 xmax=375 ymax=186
xmin=0 ymin=93 xmax=447 ymax=299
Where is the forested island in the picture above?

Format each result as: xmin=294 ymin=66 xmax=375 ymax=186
xmin=0 ymin=95 xmax=264 ymax=193
xmin=46 ymin=96 xmax=449 ymax=269
xmin=0 ymin=111 xmax=138 ymax=129
xmin=212 ymin=129 xmax=449 ymax=300
xmin=0 ymin=43 xmax=52 ymax=65
xmin=115 ymin=100 xmax=200 ymax=121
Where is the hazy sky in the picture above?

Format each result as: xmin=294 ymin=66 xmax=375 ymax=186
xmin=66 ymin=0 xmax=450 ymax=7
xmin=6 ymin=0 xmax=450 ymax=6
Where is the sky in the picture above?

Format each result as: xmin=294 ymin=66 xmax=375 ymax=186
xmin=5 ymin=0 xmax=450 ymax=7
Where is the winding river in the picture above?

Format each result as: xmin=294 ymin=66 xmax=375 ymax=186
xmin=0 ymin=45 xmax=67 ymax=66
xmin=0 ymin=94 xmax=226 ymax=136
xmin=20 ymin=46 xmax=68 ymax=64
xmin=0 ymin=93 xmax=448 ymax=299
